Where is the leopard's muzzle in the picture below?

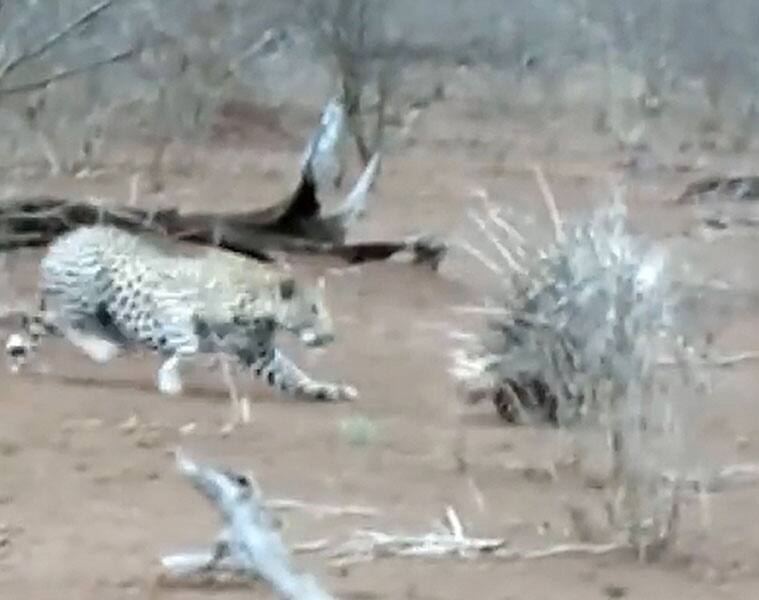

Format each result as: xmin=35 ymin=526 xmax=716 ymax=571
xmin=300 ymin=330 xmax=334 ymax=347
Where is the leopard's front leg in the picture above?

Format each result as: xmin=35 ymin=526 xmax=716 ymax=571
xmin=156 ymin=340 xmax=200 ymax=396
xmin=253 ymin=348 xmax=356 ymax=402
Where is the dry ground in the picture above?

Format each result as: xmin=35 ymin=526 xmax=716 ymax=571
xmin=2 ymin=83 xmax=759 ymax=599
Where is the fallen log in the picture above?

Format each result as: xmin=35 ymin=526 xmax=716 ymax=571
xmin=0 ymin=97 xmax=447 ymax=269
xmin=675 ymin=175 xmax=759 ymax=204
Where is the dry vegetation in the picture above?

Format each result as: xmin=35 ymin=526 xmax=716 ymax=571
xmin=3 ymin=1 xmax=759 ymax=599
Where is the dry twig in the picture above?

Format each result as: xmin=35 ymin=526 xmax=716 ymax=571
xmin=658 ymin=350 xmax=759 ymax=368
xmin=266 ymin=499 xmax=380 ymax=518
xmin=493 ymin=542 xmax=628 ymax=561
xmin=328 ymin=505 xmax=506 ymax=564
xmin=0 ymin=0 xmax=119 ymax=83
xmin=663 ymin=463 xmax=759 ymax=493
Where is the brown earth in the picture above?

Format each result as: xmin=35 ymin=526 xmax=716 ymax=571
xmin=2 ymin=84 xmax=759 ymax=600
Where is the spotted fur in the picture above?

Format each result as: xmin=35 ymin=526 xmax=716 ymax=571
xmin=6 ymin=225 xmax=356 ymax=402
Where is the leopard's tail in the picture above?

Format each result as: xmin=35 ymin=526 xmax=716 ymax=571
xmin=4 ymin=297 xmax=62 ymax=371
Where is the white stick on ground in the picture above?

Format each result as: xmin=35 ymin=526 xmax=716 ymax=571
xmin=328 ymin=505 xmax=506 ymax=565
xmin=161 ymin=539 xmax=331 ymax=577
xmin=658 ymin=350 xmax=759 ymax=368
xmin=663 ymin=463 xmax=759 ymax=493
xmin=328 ymin=529 xmax=508 ymax=566
xmin=494 ymin=542 xmax=627 ymax=561
xmin=161 ymin=450 xmax=338 ymax=600
xmin=266 ymin=499 xmax=381 ymax=518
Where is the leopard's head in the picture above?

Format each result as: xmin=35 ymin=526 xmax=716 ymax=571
xmin=270 ymin=275 xmax=335 ymax=347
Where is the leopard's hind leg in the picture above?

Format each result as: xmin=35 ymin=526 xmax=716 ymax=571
xmin=63 ymin=327 xmax=121 ymax=364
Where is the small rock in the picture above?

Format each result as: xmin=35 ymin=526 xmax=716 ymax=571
xmin=332 ymin=565 xmax=350 ymax=578
xmin=578 ymin=570 xmax=598 ymax=583
xmin=603 ymin=584 xmax=627 ymax=598
xmin=0 ymin=439 xmax=19 ymax=457
xmin=433 ymin=82 xmax=446 ymax=101
xmin=115 ymin=576 xmax=140 ymax=592
xmin=179 ymin=422 xmax=197 ymax=435
xmin=135 ymin=429 xmax=163 ymax=448
xmin=62 ymin=418 xmax=103 ymax=432
xmin=584 ymin=475 xmax=608 ymax=490
xmin=522 ymin=465 xmax=556 ymax=483
xmin=118 ymin=415 xmax=140 ymax=434
xmin=91 ymin=473 xmax=113 ymax=485
xmin=703 ymin=565 xmax=726 ymax=585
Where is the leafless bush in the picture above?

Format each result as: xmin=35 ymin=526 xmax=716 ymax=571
xmin=4 ymin=1 xmax=759 ymax=173
xmin=305 ymin=0 xmax=396 ymax=167
xmin=0 ymin=1 xmax=311 ymax=178
xmin=0 ymin=0 xmax=146 ymax=173
xmin=452 ymin=177 xmax=703 ymax=559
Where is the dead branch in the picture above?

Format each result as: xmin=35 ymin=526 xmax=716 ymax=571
xmin=160 ymin=449 xmax=337 ymax=600
xmin=0 ymin=193 xmax=445 ymax=267
xmin=327 ymin=504 xmax=629 ymax=567
xmin=266 ymin=499 xmax=380 ymax=518
xmin=675 ymin=175 xmax=759 ymax=204
xmin=493 ymin=542 xmax=629 ymax=562
xmin=326 ymin=152 xmax=380 ymax=230
xmin=328 ymin=505 xmax=506 ymax=565
xmin=329 ymin=529 xmax=507 ymax=565
xmin=300 ymin=96 xmax=349 ymax=193
xmin=0 ymin=46 xmax=141 ymax=97
xmin=319 ymin=0 xmax=393 ymax=166
xmin=0 ymin=96 xmax=446 ymax=269
xmin=664 ymin=463 xmax=759 ymax=493
xmin=0 ymin=0 xmax=121 ymax=84
xmin=161 ymin=475 xmax=631 ymax=581
xmin=658 ymin=350 xmax=759 ymax=368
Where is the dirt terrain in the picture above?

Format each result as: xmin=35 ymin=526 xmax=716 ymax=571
xmin=3 ymin=79 xmax=759 ymax=600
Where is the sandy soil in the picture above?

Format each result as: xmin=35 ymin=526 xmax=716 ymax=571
xmin=2 ymin=88 xmax=759 ymax=600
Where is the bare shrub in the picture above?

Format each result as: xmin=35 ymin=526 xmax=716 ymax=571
xmin=305 ymin=0 xmax=396 ymax=168
xmin=0 ymin=0 xmax=145 ymax=173
xmin=0 ymin=1 xmax=310 ymax=178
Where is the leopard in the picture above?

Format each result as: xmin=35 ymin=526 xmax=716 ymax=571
xmin=5 ymin=224 xmax=357 ymax=403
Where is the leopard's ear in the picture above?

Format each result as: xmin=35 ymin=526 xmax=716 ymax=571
xmin=279 ymin=277 xmax=296 ymax=300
